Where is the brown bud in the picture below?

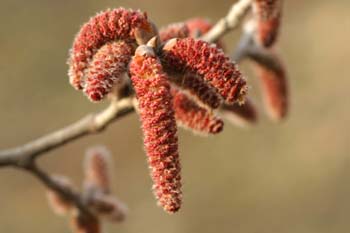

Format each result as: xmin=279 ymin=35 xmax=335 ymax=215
xmin=70 ymin=211 xmax=100 ymax=233
xmin=87 ymin=193 xmax=128 ymax=222
xmin=84 ymin=146 xmax=112 ymax=195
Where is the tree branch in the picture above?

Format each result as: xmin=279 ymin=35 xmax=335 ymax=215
xmin=24 ymin=162 xmax=93 ymax=217
xmin=0 ymin=97 xmax=134 ymax=167
xmin=232 ymin=29 xmax=284 ymax=72
xmin=200 ymin=0 xmax=253 ymax=43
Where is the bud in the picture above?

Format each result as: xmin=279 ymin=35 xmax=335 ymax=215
xmin=68 ymin=8 xmax=152 ymax=90
xmin=161 ymin=38 xmax=247 ymax=104
xmin=87 ymin=193 xmax=128 ymax=222
xmin=129 ymin=45 xmax=182 ymax=213
xmin=172 ymin=88 xmax=223 ymax=134
xmin=70 ymin=211 xmax=100 ymax=233
xmin=46 ymin=175 xmax=76 ymax=216
xmin=84 ymin=146 xmax=112 ymax=195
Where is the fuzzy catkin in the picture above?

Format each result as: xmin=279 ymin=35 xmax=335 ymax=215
xmin=159 ymin=23 xmax=189 ymax=42
xmin=68 ymin=8 xmax=152 ymax=90
xmin=252 ymin=55 xmax=288 ymax=120
xmin=169 ymin=72 xmax=222 ymax=109
xmin=84 ymin=41 xmax=134 ymax=101
xmin=172 ymin=88 xmax=223 ymax=134
xmin=129 ymin=45 xmax=182 ymax=213
xmin=185 ymin=18 xmax=225 ymax=49
xmin=253 ymin=0 xmax=282 ymax=47
xmin=220 ymin=98 xmax=258 ymax=127
xmin=160 ymin=21 xmax=223 ymax=109
xmin=161 ymin=38 xmax=247 ymax=104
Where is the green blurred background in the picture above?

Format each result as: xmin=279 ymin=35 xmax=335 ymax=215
xmin=0 ymin=0 xmax=349 ymax=232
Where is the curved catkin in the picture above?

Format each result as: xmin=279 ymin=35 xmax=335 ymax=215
xmin=129 ymin=45 xmax=182 ymax=213
xmin=253 ymin=0 xmax=282 ymax=47
xmin=169 ymin=72 xmax=222 ymax=109
xmin=220 ymin=98 xmax=258 ymax=127
xmin=253 ymin=55 xmax=288 ymax=120
xmin=68 ymin=8 xmax=152 ymax=90
xmin=160 ymin=22 xmax=222 ymax=109
xmin=84 ymin=41 xmax=134 ymax=102
xmin=161 ymin=38 xmax=247 ymax=104
xmin=172 ymin=88 xmax=223 ymax=135
xmin=46 ymin=175 xmax=75 ymax=216
xmin=83 ymin=146 xmax=112 ymax=194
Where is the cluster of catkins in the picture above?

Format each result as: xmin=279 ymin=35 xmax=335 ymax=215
xmin=46 ymin=146 xmax=127 ymax=233
xmin=238 ymin=0 xmax=288 ymax=120
xmin=67 ymin=0 xmax=287 ymax=214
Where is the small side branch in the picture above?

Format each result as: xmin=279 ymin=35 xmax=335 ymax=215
xmin=24 ymin=163 xmax=92 ymax=216
xmin=201 ymin=0 xmax=253 ymax=43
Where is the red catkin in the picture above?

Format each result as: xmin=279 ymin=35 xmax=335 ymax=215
xmin=185 ymin=18 xmax=225 ymax=49
xmin=68 ymin=8 xmax=152 ymax=90
xmin=161 ymin=38 xmax=247 ymax=104
xmin=160 ymin=22 xmax=222 ymax=109
xmin=185 ymin=18 xmax=212 ymax=37
xmin=84 ymin=41 xmax=134 ymax=102
xmin=129 ymin=45 xmax=182 ymax=213
xmin=220 ymin=98 xmax=258 ymax=127
xmin=159 ymin=22 xmax=189 ymax=42
xmin=253 ymin=54 xmax=288 ymax=120
xmin=159 ymin=18 xmax=224 ymax=48
xmin=253 ymin=0 xmax=282 ymax=47
xmin=169 ymin=72 xmax=222 ymax=109
xmin=172 ymin=88 xmax=223 ymax=134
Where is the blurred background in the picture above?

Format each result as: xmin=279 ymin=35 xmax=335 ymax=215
xmin=0 ymin=0 xmax=349 ymax=232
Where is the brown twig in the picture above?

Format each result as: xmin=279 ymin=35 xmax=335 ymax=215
xmin=0 ymin=98 xmax=134 ymax=168
xmin=232 ymin=29 xmax=285 ymax=78
xmin=25 ymin=162 xmax=92 ymax=216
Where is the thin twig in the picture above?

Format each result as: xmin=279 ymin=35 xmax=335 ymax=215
xmin=201 ymin=0 xmax=253 ymax=43
xmin=232 ymin=31 xmax=284 ymax=72
xmin=24 ymin=162 xmax=93 ymax=217
xmin=0 ymin=97 xmax=134 ymax=167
